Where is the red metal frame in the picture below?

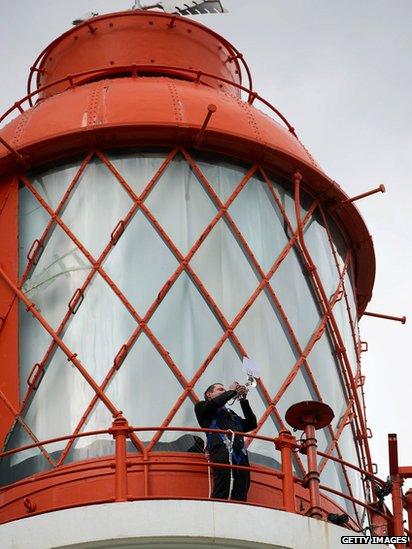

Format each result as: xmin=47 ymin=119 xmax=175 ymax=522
xmin=0 ymin=9 xmax=387 ymax=532
xmin=0 ymin=147 xmax=376 ymax=528
xmin=0 ymin=423 xmax=400 ymax=531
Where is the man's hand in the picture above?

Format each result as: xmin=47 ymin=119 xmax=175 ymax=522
xmin=237 ymin=385 xmax=248 ymax=399
xmin=228 ymin=381 xmax=239 ymax=391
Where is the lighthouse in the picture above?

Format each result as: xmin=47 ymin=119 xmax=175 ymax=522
xmin=0 ymin=3 xmax=409 ymax=548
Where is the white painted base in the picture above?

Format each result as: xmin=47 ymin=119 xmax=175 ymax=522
xmin=0 ymin=500 xmax=386 ymax=549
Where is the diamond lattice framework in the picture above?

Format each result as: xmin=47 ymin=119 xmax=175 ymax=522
xmin=11 ymin=147 xmax=364 ymax=519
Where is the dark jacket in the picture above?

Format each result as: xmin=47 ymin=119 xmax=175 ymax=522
xmin=194 ymin=390 xmax=257 ymax=455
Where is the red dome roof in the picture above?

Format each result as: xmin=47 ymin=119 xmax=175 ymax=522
xmin=0 ymin=11 xmax=375 ymax=314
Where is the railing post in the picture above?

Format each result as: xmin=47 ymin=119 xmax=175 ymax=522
xmin=285 ymin=401 xmax=334 ymax=520
xmin=388 ymin=434 xmax=405 ymax=543
xmin=404 ymin=489 xmax=412 ymax=548
xmin=109 ymin=415 xmax=131 ymax=502
xmin=303 ymin=422 xmax=323 ymax=518
xmin=143 ymin=447 xmax=149 ymax=497
xmin=275 ymin=430 xmax=298 ymax=512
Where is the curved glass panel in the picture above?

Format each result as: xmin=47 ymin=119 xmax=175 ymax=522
xmin=103 ymin=210 xmax=179 ymax=316
xmin=107 ymin=150 xmax=166 ymax=197
xmin=228 ymin=171 xmax=290 ymax=273
xmin=304 ymin=209 xmax=341 ymax=300
xmin=270 ymin=245 xmax=322 ymax=350
xmin=306 ymin=329 xmax=348 ymax=430
xmin=11 ymin=149 xmax=365 ymax=518
xmin=18 ymin=184 xmax=50 ymax=277
xmin=144 ymin=154 xmax=217 ymax=255
xmin=60 ymin=157 xmax=134 ymax=259
xmin=234 ymin=291 xmax=298 ymax=397
xmin=320 ymin=449 xmax=356 ymax=517
xmin=195 ymin=154 xmax=247 ymax=204
xmin=190 ymin=218 xmax=260 ymax=323
xmin=333 ymin=293 xmax=358 ymax=373
xmin=149 ymin=271 xmax=224 ymax=381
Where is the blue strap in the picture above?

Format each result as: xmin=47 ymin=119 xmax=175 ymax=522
xmin=206 ymin=409 xmax=246 ymax=464
xmin=206 ymin=411 xmax=225 ymax=447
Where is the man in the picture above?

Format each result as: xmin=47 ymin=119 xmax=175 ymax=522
xmin=194 ymin=381 xmax=257 ymax=501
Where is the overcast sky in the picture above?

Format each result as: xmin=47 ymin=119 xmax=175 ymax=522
xmin=1 ymin=0 xmax=411 ymax=489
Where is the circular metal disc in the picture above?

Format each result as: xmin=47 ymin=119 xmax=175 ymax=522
xmin=285 ymin=400 xmax=334 ymax=430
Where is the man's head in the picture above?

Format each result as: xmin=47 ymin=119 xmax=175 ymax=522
xmin=204 ymin=383 xmax=225 ymax=401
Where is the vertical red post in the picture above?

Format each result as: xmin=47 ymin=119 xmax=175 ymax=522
xmin=143 ymin=447 xmax=149 ymax=497
xmin=109 ymin=415 xmax=131 ymax=502
xmin=404 ymin=489 xmax=412 ymax=548
xmin=304 ymin=421 xmax=322 ymax=518
xmin=285 ymin=401 xmax=334 ymax=520
xmin=275 ymin=430 xmax=298 ymax=512
xmin=388 ymin=434 xmax=404 ymax=543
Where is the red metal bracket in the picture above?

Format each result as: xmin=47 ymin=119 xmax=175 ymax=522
xmin=27 ymin=363 xmax=45 ymax=390
xmin=363 ymin=311 xmax=406 ymax=324
xmin=194 ymin=104 xmax=217 ymax=148
xmin=68 ymin=288 xmax=85 ymax=315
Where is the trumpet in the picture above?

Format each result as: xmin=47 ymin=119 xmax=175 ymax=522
xmin=228 ymin=373 xmax=258 ymax=404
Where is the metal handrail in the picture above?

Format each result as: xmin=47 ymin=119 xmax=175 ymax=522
xmin=0 ymin=425 xmax=283 ymax=460
xmin=25 ymin=9 xmax=253 ymax=103
xmin=0 ymin=422 xmax=399 ymax=532
xmin=0 ymin=63 xmax=296 ymax=137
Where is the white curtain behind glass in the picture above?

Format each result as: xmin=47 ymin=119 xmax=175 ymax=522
xmin=13 ymin=151 xmax=358 ymax=487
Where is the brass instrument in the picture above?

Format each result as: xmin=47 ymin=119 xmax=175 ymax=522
xmin=228 ymin=358 xmax=260 ymax=404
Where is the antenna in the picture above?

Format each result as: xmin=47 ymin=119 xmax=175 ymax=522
xmin=132 ymin=1 xmax=228 ymax=15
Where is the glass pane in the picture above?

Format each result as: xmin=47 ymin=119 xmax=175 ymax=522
xmin=18 ymin=184 xmax=51 ymax=276
xmin=333 ymin=295 xmax=358 ymax=373
xmin=337 ymin=424 xmax=364 ymax=504
xmin=61 ymin=273 xmax=137 ymax=385
xmin=270 ymin=245 xmax=322 ymax=350
xmin=103 ymin=210 xmax=179 ymax=316
xmin=327 ymin=215 xmax=348 ymax=273
xmin=320 ymin=449 xmax=356 ymax=517
xmin=276 ymin=368 xmax=332 ymax=455
xmin=306 ymin=329 xmax=348 ymax=431
xmin=247 ymin=407 xmax=281 ymax=469
xmin=268 ymin=172 xmax=312 ymax=232
xmin=194 ymin=338 xmax=244 ymax=393
xmin=344 ymin=269 xmax=360 ymax=360
xmin=60 ymin=157 xmax=134 ymax=258
xmin=160 ymin=396 xmax=205 ymax=450
xmin=66 ymin=424 xmax=114 ymax=463
xmin=12 ymin=347 xmax=96 ymax=465
xmin=107 ymin=150 xmax=167 ymax=197
xmin=190 ymin=218 xmax=260 ymax=323
xmin=228 ymin=172 xmax=290 ymax=274
xmin=234 ymin=291 xmax=297 ymax=398
xmin=144 ymin=154 xmax=217 ymax=255
xmin=194 ymin=154 xmax=247 ymax=204
xmin=148 ymin=272 xmax=224 ymax=381
xmin=29 ymin=160 xmax=82 ymax=211
xmin=21 ymin=224 xmax=91 ymax=329
xmin=276 ymin=367 xmax=316 ymax=420
xmin=1 ymin=423 xmax=52 ymax=485
xmin=19 ymin=304 xmax=55 ymax=399
xmin=63 ymin=398 xmax=115 ymax=463
xmin=303 ymin=209 xmax=341 ymax=300
xmin=105 ymin=333 xmax=185 ymax=440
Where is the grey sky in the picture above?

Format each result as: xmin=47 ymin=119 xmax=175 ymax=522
xmin=1 ymin=0 xmax=411 ymax=486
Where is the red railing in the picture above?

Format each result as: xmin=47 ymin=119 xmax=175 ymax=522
xmin=0 ymin=420 xmax=406 ymax=539
xmin=25 ymin=10 xmax=254 ymax=104
xmin=0 ymin=64 xmax=296 ymax=136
